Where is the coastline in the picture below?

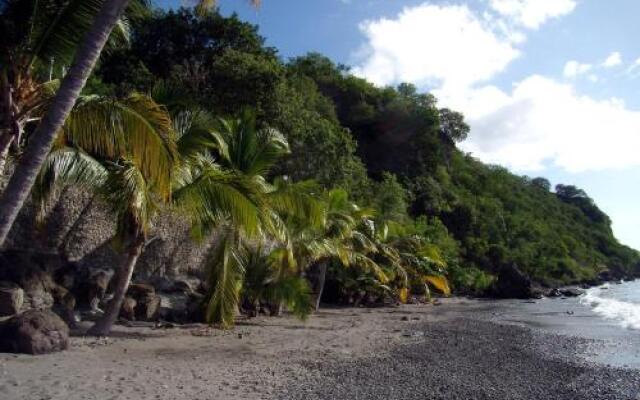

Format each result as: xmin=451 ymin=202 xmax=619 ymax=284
xmin=1 ymin=298 xmax=639 ymax=400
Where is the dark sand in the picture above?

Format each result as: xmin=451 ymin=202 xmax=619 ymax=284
xmin=2 ymin=298 xmax=639 ymax=400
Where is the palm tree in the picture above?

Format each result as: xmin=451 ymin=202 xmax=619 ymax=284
xmin=0 ymin=0 xmax=148 ymax=245
xmin=189 ymin=111 xmax=323 ymax=327
xmin=0 ymin=0 xmax=144 ymax=175
xmin=0 ymin=0 xmax=262 ymax=246
xmin=34 ymin=93 xmax=177 ymax=335
xmin=35 ymin=95 xmax=270 ymax=335
xmin=360 ymin=220 xmax=452 ymax=302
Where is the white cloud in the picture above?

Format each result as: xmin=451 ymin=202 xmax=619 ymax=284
xmin=603 ymin=51 xmax=622 ymax=67
xmin=625 ymin=58 xmax=640 ymax=77
xmin=352 ymin=4 xmax=520 ymax=88
xmin=448 ymin=76 xmax=640 ymax=172
xmin=563 ymin=60 xmax=592 ymax=78
xmin=488 ymin=0 xmax=577 ymax=29
xmin=351 ymin=1 xmax=640 ymax=173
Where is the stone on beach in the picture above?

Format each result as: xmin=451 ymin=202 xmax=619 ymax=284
xmin=0 ymin=309 xmax=69 ymax=354
xmin=0 ymin=282 xmax=24 ymax=316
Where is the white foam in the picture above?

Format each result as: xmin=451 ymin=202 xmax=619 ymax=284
xmin=581 ymin=286 xmax=640 ymax=330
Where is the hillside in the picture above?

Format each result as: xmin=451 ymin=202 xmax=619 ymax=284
xmin=95 ymin=8 xmax=639 ymax=292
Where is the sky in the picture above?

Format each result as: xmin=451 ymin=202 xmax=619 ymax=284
xmin=162 ymin=0 xmax=640 ymax=250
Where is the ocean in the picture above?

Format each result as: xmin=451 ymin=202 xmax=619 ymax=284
xmin=472 ymin=280 xmax=640 ymax=368
xmin=582 ymin=280 xmax=640 ymax=330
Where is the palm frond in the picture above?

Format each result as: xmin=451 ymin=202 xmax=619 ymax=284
xmin=210 ymin=111 xmax=289 ymax=176
xmin=173 ymin=161 xmax=263 ymax=238
xmin=29 ymin=0 xmax=150 ymax=67
xmin=204 ymin=228 xmax=245 ymax=328
xmin=263 ymin=275 xmax=313 ymax=320
xmin=425 ymin=275 xmax=451 ymax=296
xmin=101 ymin=160 xmax=157 ymax=248
xmin=62 ymin=94 xmax=177 ymax=196
xmin=33 ymin=146 xmax=107 ymax=223
xmin=267 ymin=179 xmax=325 ymax=230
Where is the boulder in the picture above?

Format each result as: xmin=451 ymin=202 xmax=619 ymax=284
xmin=120 ymin=296 xmax=137 ymax=321
xmin=158 ymin=292 xmax=191 ymax=323
xmin=127 ymin=283 xmax=155 ymax=298
xmin=547 ymin=288 xmax=562 ymax=298
xmin=493 ymin=263 xmax=534 ymax=299
xmin=559 ymin=288 xmax=585 ymax=297
xmin=136 ymin=294 xmax=161 ymax=321
xmin=87 ymin=270 xmax=111 ymax=311
xmin=23 ymin=289 xmax=54 ymax=311
xmin=125 ymin=283 xmax=160 ymax=321
xmin=0 ymin=309 xmax=69 ymax=354
xmin=0 ymin=282 xmax=24 ymax=316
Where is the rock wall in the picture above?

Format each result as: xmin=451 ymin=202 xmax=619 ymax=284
xmin=4 ymin=186 xmax=216 ymax=279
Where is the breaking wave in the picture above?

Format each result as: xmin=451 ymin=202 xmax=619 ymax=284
xmin=581 ymin=282 xmax=640 ymax=330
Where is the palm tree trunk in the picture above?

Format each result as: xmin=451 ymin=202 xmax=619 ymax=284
xmin=0 ymin=133 xmax=12 ymax=180
xmin=0 ymin=75 xmax=15 ymax=179
xmin=0 ymin=0 xmax=132 ymax=247
xmin=87 ymin=238 xmax=143 ymax=336
xmin=308 ymin=261 xmax=328 ymax=311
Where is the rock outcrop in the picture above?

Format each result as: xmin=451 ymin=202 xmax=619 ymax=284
xmin=120 ymin=283 xmax=161 ymax=321
xmin=0 ymin=309 xmax=69 ymax=354
xmin=0 ymin=282 xmax=24 ymax=316
xmin=493 ymin=263 xmax=535 ymax=299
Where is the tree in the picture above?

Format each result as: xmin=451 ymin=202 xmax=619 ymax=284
xmin=34 ymin=93 xmax=176 ymax=335
xmin=0 ymin=0 xmax=145 ymax=176
xmin=36 ymin=96 xmax=273 ymax=335
xmin=0 ymin=0 xmax=261 ymax=247
xmin=531 ymin=177 xmax=551 ymax=191
xmin=194 ymin=111 xmax=327 ymax=326
xmin=0 ymin=0 xmax=139 ymax=246
xmin=439 ymin=108 xmax=469 ymax=143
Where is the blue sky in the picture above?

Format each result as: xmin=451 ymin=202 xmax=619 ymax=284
xmin=162 ymin=0 xmax=639 ymax=250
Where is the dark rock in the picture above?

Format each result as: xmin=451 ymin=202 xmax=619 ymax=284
xmin=547 ymin=288 xmax=562 ymax=298
xmin=120 ymin=297 xmax=137 ymax=321
xmin=135 ymin=294 xmax=161 ymax=321
xmin=559 ymin=288 xmax=585 ymax=297
xmin=125 ymin=283 xmax=160 ymax=321
xmin=0 ymin=282 xmax=24 ymax=316
xmin=0 ymin=309 xmax=69 ymax=354
xmin=493 ymin=263 xmax=534 ymax=299
xmin=23 ymin=289 xmax=54 ymax=311
xmin=127 ymin=283 xmax=155 ymax=298
xmin=87 ymin=270 xmax=111 ymax=311
xmin=158 ymin=292 xmax=190 ymax=323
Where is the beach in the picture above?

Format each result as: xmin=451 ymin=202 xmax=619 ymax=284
xmin=0 ymin=299 xmax=640 ymax=400
xmin=1 ymin=298 xmax=639 ymax=400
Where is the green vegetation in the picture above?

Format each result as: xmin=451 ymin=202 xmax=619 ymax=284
xmin=1 ymin=4 xmax=638 ymax=334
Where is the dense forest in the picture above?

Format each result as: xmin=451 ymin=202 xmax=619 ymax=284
xmin=88 ymin=8 xmax=638 ymax=293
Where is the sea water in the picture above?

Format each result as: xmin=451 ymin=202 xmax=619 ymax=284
xmin=582 ymin=280 xmax=640 ymax=330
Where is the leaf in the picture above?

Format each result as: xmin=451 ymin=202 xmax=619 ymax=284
xmin=424 ymin=275 xmax=451 ymax=296
xmin=204 ymin=229 xmax=245 ymax=328
xmin=398 ymin=288 xmax=409 ymax=304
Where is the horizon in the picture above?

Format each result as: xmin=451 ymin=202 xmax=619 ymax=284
xmin=160 ymin=0 xmax=639 ymax=251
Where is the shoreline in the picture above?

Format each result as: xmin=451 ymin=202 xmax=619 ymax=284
xmin=1 ymin=298 xmax=639 ymax=400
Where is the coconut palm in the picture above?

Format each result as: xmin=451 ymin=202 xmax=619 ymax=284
xmin=0 ymin=0 xmax=146 ymax=175
xmin=360 ymin=220 xmax=452 ymax=302
xmin=189 ymin=110 xmax=325 ymax=327
xmin=0 ymin=0 xmax=150 ymax=245
xmin=301 ymin=189 xmax=383 ymax=310
xmin=35 ymin=96 xmax=269 ymax=335
xmin=0 ymin=0 xmax=262 ymax=246
xmin=34 ymin=93 xmax=176 ymax=335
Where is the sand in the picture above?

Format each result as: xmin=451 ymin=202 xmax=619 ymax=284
xmin=1 ymin=299 xmax=638 ymax=400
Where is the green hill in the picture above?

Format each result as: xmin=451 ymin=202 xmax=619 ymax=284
xmin=95 ymin=8 xmax=639 ymax=293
